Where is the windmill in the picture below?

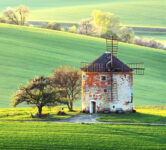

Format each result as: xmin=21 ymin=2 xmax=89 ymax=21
xmin=106 ymin=36 xmax=144 ymax=75
xmin=80 ymin=37 xmax=145 ymax=113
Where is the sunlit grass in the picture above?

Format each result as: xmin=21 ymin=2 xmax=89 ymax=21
xmin=0 ymin=121 xmax=166 ymax=149
xmin=97 ymin=106 xmax=166 ymax=123
xmin=29 ymin=0 xmax=166 ymax=27
xmin=0 ymin=0 xmax=165 ymax=27
xmin=0 ymin=106 xmax=81 ymax=121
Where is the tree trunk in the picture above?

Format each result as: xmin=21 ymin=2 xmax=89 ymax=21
xmin=66 ymin=102 xmax=73 ymax=111
xmin=38 ymin=106 xmax=42 ymax=118
xmin=70 ymin=101 xmax=73 ymax=111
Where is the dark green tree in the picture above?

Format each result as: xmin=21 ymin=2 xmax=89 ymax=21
xmin=11 ymin=76 xmax=66 ymax=117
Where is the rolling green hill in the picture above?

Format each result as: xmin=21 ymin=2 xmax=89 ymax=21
xmin=0 ymin=0 xmax=166 ymax=27
xmin=0 ymin=23 xmax=165 ymax=108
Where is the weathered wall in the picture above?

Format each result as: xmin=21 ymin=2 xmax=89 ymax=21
xmin=82 ymin=72 xmax=133 ymax=113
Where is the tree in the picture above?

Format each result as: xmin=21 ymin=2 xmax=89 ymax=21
xmin=46 ymin=22 xmax=61 ymax=31
xmin=3 ymin=5 xmax=29 ymax=25
xmin=92 ymin=10 xmax=120 ymax=36
xmin=118 ymin=26 xmax=134 ymax=43
xmin=52 ymin=66 xmax=81 ymax=111
xmin=11 ymin=76 xmax=65 ymax=117
xmin=79 ymin=18 xmax=94 ymax=35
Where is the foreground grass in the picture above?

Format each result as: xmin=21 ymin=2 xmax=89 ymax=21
xmin=0 ymin=23 xmax=166 ymax=107
xmin=97 ymin=106 xmax=166 ymax=123
xmin=0 ymin=107 xmax=81 ymax=121
xmin=0 ymin=121 xmax=166 ymax=149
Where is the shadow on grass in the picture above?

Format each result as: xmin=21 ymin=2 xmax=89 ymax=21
xmin=97 ymin=112 xmax=166 ymax=123
xmin=0 ymin=110 xmax=81 ymax=121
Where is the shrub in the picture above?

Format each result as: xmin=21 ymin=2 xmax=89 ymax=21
xmin=133 ymin=36 xmax=166 ymax=50
xmin=46 ymin=22 xmax=61 ymax=31
xmin=68 ymin=25 xmax=77 ymax=33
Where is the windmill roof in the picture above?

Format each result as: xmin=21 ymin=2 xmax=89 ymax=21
xmin=81 ymin=52 xmax=132 ymax=72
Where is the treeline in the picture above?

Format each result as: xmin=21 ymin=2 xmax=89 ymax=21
xmin=0 ymin=5 xmax=165 ymax=50
xmin=38 ymin=10 xmax=166 ymax=50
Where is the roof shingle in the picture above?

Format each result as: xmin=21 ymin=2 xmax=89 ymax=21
xmin=81 ymin=52 xmax=132 ymax=72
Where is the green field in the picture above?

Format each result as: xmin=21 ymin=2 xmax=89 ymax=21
xmin=0 ymin=106 xmax=166 ymax=124
xmin=0 ymin=107 xmax=81 ymax=121
xmin=97 ymin=106 xmax=166 ymax=123
xmin=0 ymin=121 xmax=166 ymax=149
xmin=0 ymin=23 xmax=166 ymax=108
xmin=0 ymin=0 xmax=166 ymax=27
xmin=134 ymin=30 xmax=166 ymax=41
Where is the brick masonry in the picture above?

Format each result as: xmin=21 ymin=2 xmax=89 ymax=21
xmin=82 ymin=72 xmax=133 ymax=113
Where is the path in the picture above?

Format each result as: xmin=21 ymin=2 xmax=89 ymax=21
xmin=54 ymin=114 xmax=100 ymax=123
xmin=50 ymin=114 xmax=166 ymax=126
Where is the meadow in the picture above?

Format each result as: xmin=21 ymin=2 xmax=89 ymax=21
xmin=134 ymin=30 xmax=166 ymax=41
xmin=0 ymin=0 xmax=166 ymax=27
xmin=0 ymin=121 xmax=166 ymax=149
xmin=97 ymin=106 xmax=166 ymax=123
xmin=0 ymin=107 xmax=81 ymax=121
xmin=0 ymin=23 xmax=166 ymax=108
xmin=0 ymin=106 xmax=166 ymax=124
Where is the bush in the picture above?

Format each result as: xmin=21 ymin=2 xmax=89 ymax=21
xmin=68 ymin=25 xmax=77 ymax=33
xmin=133 ymin=36 xmax=166 ymax=50
xmin=118 ymin=26 xmax=134 ymax=43
xmin=0 ymin=17 xmax=6 ymax=23
xmin=46 ymin=22 xmax=61 ymax=31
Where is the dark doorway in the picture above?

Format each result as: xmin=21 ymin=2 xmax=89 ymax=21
xmin=92 ymin=101 xmax=96 ymax=113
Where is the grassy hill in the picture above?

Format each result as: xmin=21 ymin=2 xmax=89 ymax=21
xmin=0 ymin=0 xmax=166 ymax=27
xmin=135 ymin=30 xmax=166 ymax=41
xmin=0 ymin=23 xmax=165 ymax=108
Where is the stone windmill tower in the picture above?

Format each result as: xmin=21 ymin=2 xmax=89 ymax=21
xmin=80 ymin=37 xmax=144 ymax=113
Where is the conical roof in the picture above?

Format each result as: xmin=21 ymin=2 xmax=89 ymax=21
xmin=81 ymin=52 xmax=132 ymax=72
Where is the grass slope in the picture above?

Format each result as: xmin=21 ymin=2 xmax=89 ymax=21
xmin=29 ymin=0 xmax=166 ymax=27
xmin=134 ymin=30 xmax=166 ymax=41
xmin=0 ymin=23 xmax=165 ymax=108
xmin=0 ymin=0 xmax=166 ymax=27
xmin=0 ymin=121 xmax=166 ymax=149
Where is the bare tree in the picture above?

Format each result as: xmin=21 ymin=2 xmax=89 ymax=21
xmin=3 ymin=5 xmax=29 ymax=25
xmin=52 ymin=66 xmax=81 ymax=111
xmin=17 ymin=5 xmax=29 ymax=25
xmin=3 ymin=7 xmax=19 ymax=24
xmin=79 ymin=18 xmax=94 ymax=35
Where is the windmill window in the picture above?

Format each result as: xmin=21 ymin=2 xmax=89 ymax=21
xmin=104 ymin=89 xmax=107 ymax=93
xmin=100 ymin=75 xmax=106 ymax=81
xmin=82 ymin=75 xmax=86 ymax=81
xmin=113 ymin=105 xmax=115 ymax=108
